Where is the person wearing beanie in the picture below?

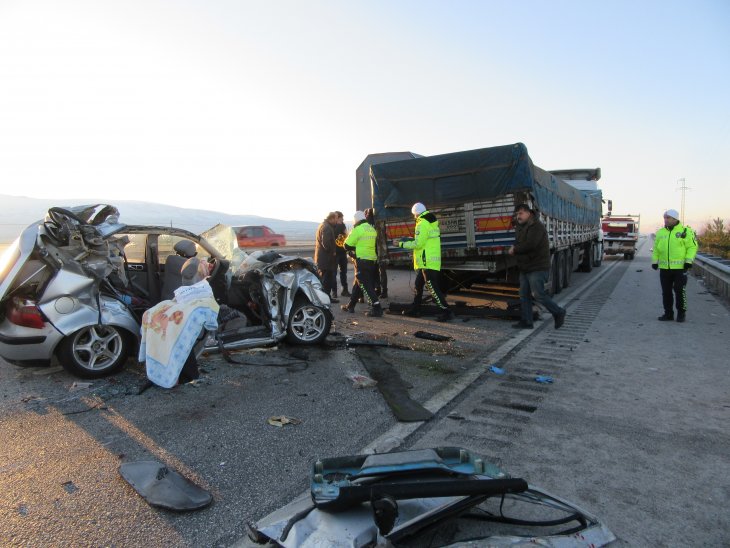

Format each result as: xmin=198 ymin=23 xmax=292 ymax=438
xmin=652 ymin=209 xmax=697 ymax=322
xmin=341 ymin=211 xmax=383 ymax=317
xmin=397 ymin=202 xmax=454 ymax=322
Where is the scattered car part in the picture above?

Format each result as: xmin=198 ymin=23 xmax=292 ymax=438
xmin=119 ymin=460 xmax=212 ymax=511
xmin=248 ymin=447 xmax=616 ymax=547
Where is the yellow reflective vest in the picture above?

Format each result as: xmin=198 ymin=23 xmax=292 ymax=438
xmin=400 ymin=211 xmax=442 ymax=271
xmin=344 ymin=221 xmax=377 ymax=261
xmin=652 ymin=223 xmax=697 ymax=269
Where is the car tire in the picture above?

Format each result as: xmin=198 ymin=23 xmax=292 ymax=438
xmin=58 ymin=325 xmax=130 ymax=378
xmin=286 ymin=296 xmax=331 ymax=345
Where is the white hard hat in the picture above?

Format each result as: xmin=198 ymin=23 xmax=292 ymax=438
xmin=664 ymin=209 xmax=680 ymax=220
xmin=353 ymin=211 xmax=366 ymax=223
xmin=411 ymin=202 xmax=427 ymax=216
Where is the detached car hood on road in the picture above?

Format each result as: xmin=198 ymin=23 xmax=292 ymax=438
xmin=245 ymin=447 xmax=616 ymax=547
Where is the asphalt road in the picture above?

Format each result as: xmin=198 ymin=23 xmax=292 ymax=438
xmin=2 ymin=242 xmax=728 ymax=546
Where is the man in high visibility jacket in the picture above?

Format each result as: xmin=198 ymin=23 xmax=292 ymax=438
xmin=341 ymin=211 xmax=383 ymax=317
xmin=397 ymin=202 xmax=454 ymax=322
xmin=652 ymin=209 xmax=697 ymax=322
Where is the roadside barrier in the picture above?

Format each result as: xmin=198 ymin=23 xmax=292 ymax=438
xmin=693 ymin=252 xmax=730 ymax=301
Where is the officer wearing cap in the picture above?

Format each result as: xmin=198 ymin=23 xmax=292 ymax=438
xmin=652 ymin=209 xmax=697 ymax=322
xmin=397 ymin=202 xmax=454 ymax=322
xmin=341 ymin=211 xmax=383 ymax=317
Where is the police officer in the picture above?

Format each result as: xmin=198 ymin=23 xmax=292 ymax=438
xmin=365 ymin=207 xmax=388 ymax=299
xmin=397 ymin=202 xmax=454 ymax=322
xmin=652 ymin=209 xmax=697 ymax=322
xmin=341 ymin=211 xmax=383 ymax=317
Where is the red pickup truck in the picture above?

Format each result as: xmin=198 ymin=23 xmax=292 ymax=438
xmin=233 ymin=225 xmax=286 ymax=248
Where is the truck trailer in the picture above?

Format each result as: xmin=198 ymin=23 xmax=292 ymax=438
xmin=601 ymin=210 xmax=640 ymax=260
xmin=367 ymin=143 xmax=603 ymax=295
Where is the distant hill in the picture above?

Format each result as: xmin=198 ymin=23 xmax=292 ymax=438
xmin=1 ymin=194 xmax=319 ymax=243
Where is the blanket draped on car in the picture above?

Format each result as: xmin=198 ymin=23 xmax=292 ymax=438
xmin=139 ymin=291 xmax=219 ymax=388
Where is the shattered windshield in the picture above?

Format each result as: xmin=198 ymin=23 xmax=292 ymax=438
xmin=201 ymin=224 xmax=247 ymax=271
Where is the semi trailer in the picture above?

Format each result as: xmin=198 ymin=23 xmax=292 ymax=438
xmin=365 ymin=143 xmax=603 ymax=295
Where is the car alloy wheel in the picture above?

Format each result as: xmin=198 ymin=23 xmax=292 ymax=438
xmin=287 ymin=297 xmax=331 ymax=345
xmin=59 ymin=325 xmax=129 ymax=378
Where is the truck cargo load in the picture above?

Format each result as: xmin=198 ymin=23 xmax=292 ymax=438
xmin=367 ymin=142 xmax=603 ymax=293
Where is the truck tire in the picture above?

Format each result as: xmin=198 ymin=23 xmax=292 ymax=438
xmin=554 ymin=251 xmax=565 ymax=294
xmin=561 ymin=250 xmax=572 ymax=289
xmin=581 ymin=243 xmax=594 ymax=273
xmin=592 ymin=243 xmax=603 ymax=267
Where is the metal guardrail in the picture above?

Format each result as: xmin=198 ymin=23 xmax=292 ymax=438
xmin=693 ymin=252 xmax=730 ymax=299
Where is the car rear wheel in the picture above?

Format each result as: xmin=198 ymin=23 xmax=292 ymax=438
xmin=287 ymin=296 xmax=331 ymax=345
xmin=58 ymin=325 xmax=130 ymax=378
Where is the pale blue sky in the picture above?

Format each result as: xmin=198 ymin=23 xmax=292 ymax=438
xmin=0 ymin=0 xmax=728 ymax=231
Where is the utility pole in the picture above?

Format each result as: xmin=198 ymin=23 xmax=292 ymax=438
xmin=677 ymin=178 xmax=690 ymax=224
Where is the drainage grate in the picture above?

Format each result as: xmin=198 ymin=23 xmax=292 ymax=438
xmin=409 ymin=262 xmax=629 ymax=457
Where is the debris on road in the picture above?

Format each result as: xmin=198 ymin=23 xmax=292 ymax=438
xmin=119 ymin=461 xmax=212 ymax=511
xmin=267 ymin=415 xmax=303 ymax=427
xmin=489 ymin=365 xmax=505 ymax=375
xmin=349 ymin=374 xmax=378 ymax=389
xmin=413 ymin=330 xmax=453 ymax=342
xmin=535 ymin=375 xmax=554 ymax=384
xmin=69 ymin=382 xmax=92 ymax=392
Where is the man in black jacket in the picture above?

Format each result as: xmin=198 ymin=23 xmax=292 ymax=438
xmin=508 ymin=204 xmax=566 ymax=329
xmin=333 ymin=211 xmax=351 ymax=298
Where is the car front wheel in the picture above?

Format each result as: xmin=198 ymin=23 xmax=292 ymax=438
xmin=286 ymin=296 xmax=331 ymax=345
xmin=58 ymin=325 xmax=130 ymax=378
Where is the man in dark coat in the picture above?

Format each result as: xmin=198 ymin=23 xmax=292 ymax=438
xmin=315 ymin=212 xmax=339 ymax=303
xmin=333 ymin=211 xmax=351 ymax=298
xmin=508 ymin=204 xmax=566 ymax=329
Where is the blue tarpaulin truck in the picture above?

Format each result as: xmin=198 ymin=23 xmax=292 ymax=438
xmin=366 ymin=142 xmax=604 ymax=294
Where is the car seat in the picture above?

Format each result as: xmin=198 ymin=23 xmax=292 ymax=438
xmin=161 ymin=240 xmax=198 ymax=301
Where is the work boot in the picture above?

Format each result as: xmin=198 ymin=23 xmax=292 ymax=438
xmin=341 ymin=303 xmax=354 ymax=313
xmin=554 ymin=309 xmax=566 ymax=329
xmin=341 ymin=288 xmax=351 ymax=297
xmin=365 ymin=305 xmax=383 ymax=317
xmin=657 ymin=313 xmax=674 ymax=321
xmin=512 ymin=321 xmax=534 ymax=329
xmin=436 ymin=309 xmax=455 ymax=322
xmin=379 ymin=290 xmax=388 ymax=299
xmin=676 ymin=311 xmax=686 ymax=323
xmin=330 ymin=297 xmax=339 ymax=304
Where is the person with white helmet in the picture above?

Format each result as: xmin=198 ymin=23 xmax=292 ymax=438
xmin=397 ymin=202 xmax=454 ymax=322
xmin=652 ymin=209 xmax=697 ymax=322
xmin=341 ymin=211 xmax=383 ymax=317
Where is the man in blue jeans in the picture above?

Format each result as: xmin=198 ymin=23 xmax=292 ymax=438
xmin=508 ymin=204 xmax=566 ymax=329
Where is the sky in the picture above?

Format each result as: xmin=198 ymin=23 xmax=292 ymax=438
xmin=0 ymin=0 xmax=728 ymax=231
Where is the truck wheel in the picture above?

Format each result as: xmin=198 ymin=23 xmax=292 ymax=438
xmin=58 ymin=325 xmax=130 ymax=378
xmin=581 ymin=243 xmax=594 ymax=272
xmin=554 ymin=251 xmax=565 ymax=294
xmin=286 ymin=296 xmax=332 ymax=345
xmin=592 ymin=243 xmax=603 ymax=267
xmin=561 ymin=250 xmax=572 ymax=289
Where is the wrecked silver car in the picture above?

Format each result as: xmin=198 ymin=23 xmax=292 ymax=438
xmin=246 ymin=447 xmax=616 ymax=547
xmin=0 ymin=205 xmax=331 ymax=378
